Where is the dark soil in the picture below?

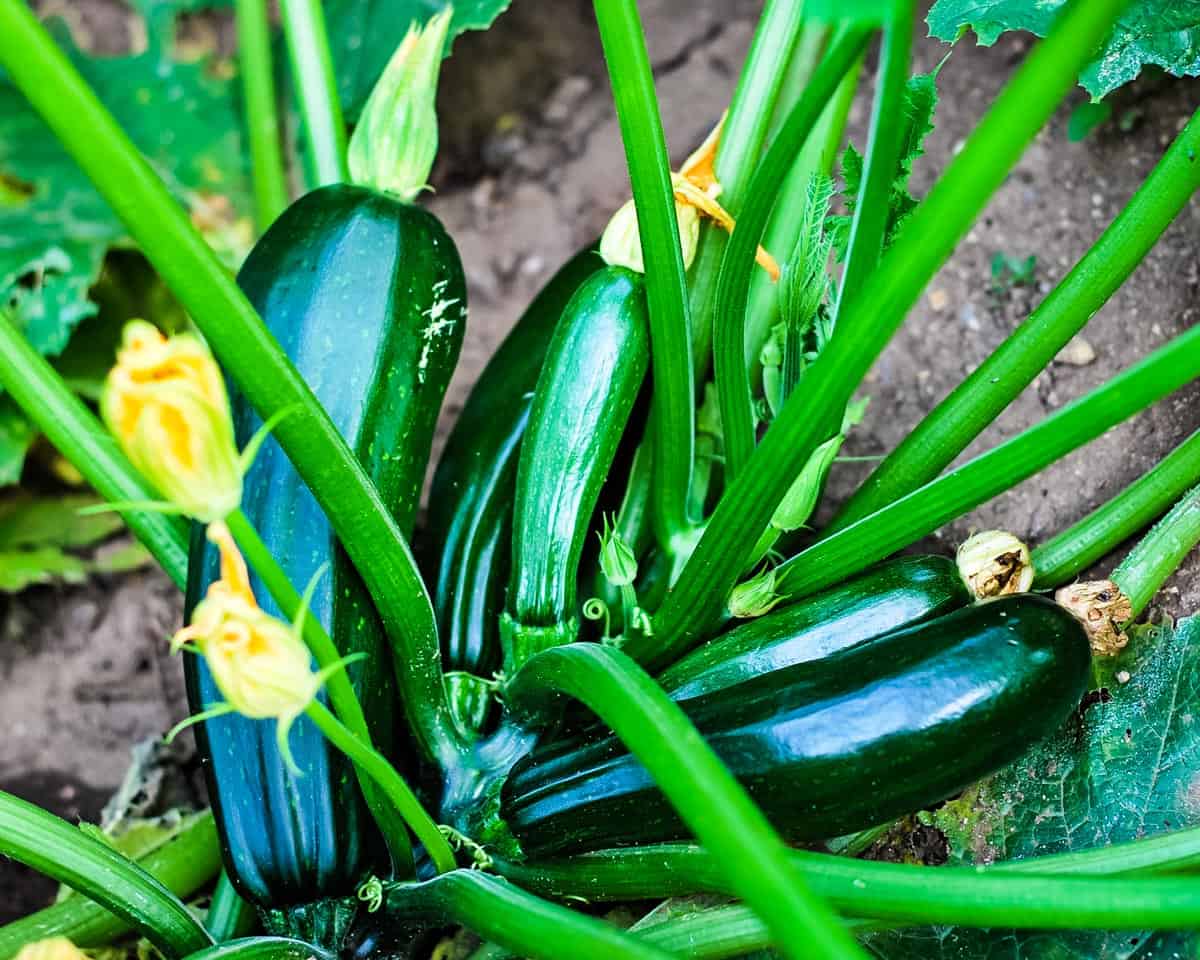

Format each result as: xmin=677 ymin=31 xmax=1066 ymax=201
xmin=3 ymin=0 xmax=1199 ymax=924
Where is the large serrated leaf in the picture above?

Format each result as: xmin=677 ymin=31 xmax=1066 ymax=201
xmin=0 ymin=0 xmax=255 ymax=364
xmin=865 ymin=616 xmax=1200 ymax=959
xmin=927 ymin=0 xmax=1200 ymax=98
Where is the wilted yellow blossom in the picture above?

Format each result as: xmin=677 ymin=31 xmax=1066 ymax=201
xmin=14 ymin=939 xmax=90 ymax=960
xmin=101 ymin=321 xmax=241 ymax=523
xmin=600 ymin=117 xmax=780 ymax=279
xmin=171 ymin=523 xmax=326 ymax=768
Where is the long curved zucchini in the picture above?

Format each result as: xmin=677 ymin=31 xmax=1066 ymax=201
xmin=425 ymin=249 xmax=602 ymax=684
xmin=501 ymin=266 xmax=649 ymax=670
xmin=187 ymin=183 xmax=466 ymax=906
xmin=657 ymin=555 xmax=969 ymax=700
xmin=499 ymin=595 xmax=1090 ymax=858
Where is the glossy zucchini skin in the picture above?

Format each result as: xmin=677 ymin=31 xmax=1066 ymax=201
xmin=503 ymin=266 xmax=649 ymax=665
xmin=425 ymin=249 xmax=602 ymax=679
xmin=500 ymin=595 xmax=1090 ymax=858
xmin=657 ymin=555 xmax=969 ymax=700
xmin=186 ymin=184 xmax=466 ymax=906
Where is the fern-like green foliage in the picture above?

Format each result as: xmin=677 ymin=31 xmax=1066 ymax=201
xmin=828 ymin=69 xmax=939 ymax=259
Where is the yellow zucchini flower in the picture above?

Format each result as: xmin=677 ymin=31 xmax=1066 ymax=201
xmin=101 ymin=321 xmax=242 ymax=524
xmin=170 ymin=523 xmax=343 ymax=771
xmin=601 ymin=117 xmax=781 ymax=280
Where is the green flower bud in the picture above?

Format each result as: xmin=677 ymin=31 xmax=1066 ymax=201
xmin=728 ymin=567 xmax=782 ymax=619
xmin=771 ymin=433 xmax=843 ymax=533
xmin=348 ymin=7 xmax=453 ymax=201
xmin=598 ymin=516 xmax=638 ymax=587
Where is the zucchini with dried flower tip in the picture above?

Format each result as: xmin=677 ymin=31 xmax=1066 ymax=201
xmin=499 ymin=595 xmax=1090 ymax=858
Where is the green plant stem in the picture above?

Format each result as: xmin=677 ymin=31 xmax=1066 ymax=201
xmin=832 ymin=5 xmax=912 ymax=322
xmin=506 ymin=643 xmax=866 ymax=960
xmin=766 ymin=22 xmax=830 ymax=141
xmin=224 ymin=510 xmax=415 ymax=873
xmin=0 ymin=311 xmax=189 ymax=587
xmin=234 ymin=0 xmax=289 ymax=227
xmin=205 ymin=872 xmax=256 ymax=942
xmin=500 ymin=841 xmax=1200 ymax=930
xmin=0 ymin=813 xmax=220 ymax=959
xmin=0 ymin=1 xmax=464 ymax=768
xmin=643 ymin=0 xmax=1131 ymax=667
xmin=593 ymin=0 xmax=694 ymax=547
xmin=1112 ymin=482 xmax=1200 ymax=618
xmin=833 ymin=104 xmax=1200 ymax=530
xmin=713 ymin=27 xmax=873 ymax=484
xmin=303 ymin=701 xmax=456 ymax=874
xmin=380 ymin=871 xmax=675 ymax=960
xmin=773 ymin=320 xmax=1200 ymax=603
xmin=0 ymin=791 xmax=212 ymax=958
xmin=686 ymin=0 xmax=806 ymax=370
xmin=745 ymin=34 xmax=859 ymax=371
xmin=181 ymin=938 xmax=334 ymax=960
xmin=1034 ymin=428 xmax=1200 ymax=587
xmin=277 ymin=0 xmax=347 ymax=187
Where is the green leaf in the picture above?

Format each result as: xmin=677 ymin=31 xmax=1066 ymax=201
xmin=1068 ymin=100 xmax=1113 ymax=141
xmin=927 ymin=0 xmax=1200 ymax=98
xmin=0 ymin=396 xmax=36 ymax=486
xmin=0 ymin=546 xmax=88 ymax=591
xmin=866 ymin=616 xmax=1200 ymax=959
xmin=325 ymin=0 xmax=513 ymax=116
xmin=0 ymin=0 xmax=255 ymax=361
xmin=0 ymin=494 xmax=125 ymax=549
xmin=829 ymin=70 xmax=938 ymax=258
xmin=0 ymin=493 xmax=150 ymax=591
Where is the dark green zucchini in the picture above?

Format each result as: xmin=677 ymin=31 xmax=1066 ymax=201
xmin=657 ymin=555 xmax=969 ymax=700
xmin=502 ymin=267 xmax=649 ymax=670
xmin=499 ymin=595 xmax=1090 ymax=858
xmin=425 ymin=248 xmax=602 ymax=684
xmin=186 ymin=183 xmax=466 ymax=906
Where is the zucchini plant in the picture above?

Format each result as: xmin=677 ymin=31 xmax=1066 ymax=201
xmin=1 ymin=0 xmax=1199 ymax=958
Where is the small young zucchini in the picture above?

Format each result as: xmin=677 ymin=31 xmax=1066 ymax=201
xmin=502 ymin=266 xmax=649 ymax=670
xmin=187 ymin=183 xmax=466 ymax=907
xmin=657 ymin=555 xmax=969 ymax=700
xmin=499 ymin=595 xmax=1090 ymax=858
xmin=425 ymin=249 xmax=602 ymax=684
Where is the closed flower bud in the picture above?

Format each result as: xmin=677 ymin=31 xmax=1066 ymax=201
xmin=598 ymin=517 xmax=638 ymax=588
xmin=348 ymin=7 xmax=453 ymax=201
xmin=728 ymin=567 xmax=782 ymax=619
xmin=15 ymin=939 xmax=90 ymax=960
xmin=102 ymin=321 xmax=241 ymax=523
xmin=956 ymin=530 xmax=1035 ymax=599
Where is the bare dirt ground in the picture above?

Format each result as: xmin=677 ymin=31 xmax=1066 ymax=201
xmin=2 ymin=0 xmax=1199 ymax=921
